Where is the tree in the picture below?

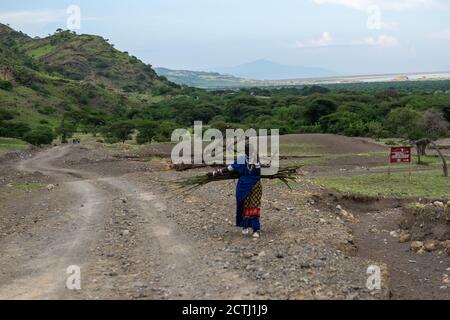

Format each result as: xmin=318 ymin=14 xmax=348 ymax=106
xmin=319 ymin=111 xmax=366 ymax=136
xmin=23 ymin=126 xmax=55 ymax=146
xmin=384 ymin=108 xmax=424 ymax=140
xmin=303 ymin=99 xmax=338 ymax=125
xmin=414 ymin=138 xmax=448 ymax=177
xmin=155 ymin=121 xmax=178 ymax=142
xmin=56 ymin=118 xmax=77 ymax=143
xmin=81 ymin=113 xmax=106 ymax=137
xmin=421 ymin=110 xmax=449 ymax=141
xmin=413 ymin=110 xmax=449 ymax=160
xmin=103 ymin=121 xmax=135 ymax=144
xmin=135 ymin=120 xmax=157 ymax=145
xmin=414 ymin=110 xmax=449 ymax=173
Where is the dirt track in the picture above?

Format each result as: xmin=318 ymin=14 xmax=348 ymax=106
xmin=0 ymin=142 xmax=448 ymax=300
xmin=0 ymin=146 xmax=262 ymax=299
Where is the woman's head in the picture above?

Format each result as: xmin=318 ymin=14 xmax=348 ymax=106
xmin=245 ymin=139 xmax=258 ymax=164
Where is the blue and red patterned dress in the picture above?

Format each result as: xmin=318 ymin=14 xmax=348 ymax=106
xmin=228 ymin=157 xmax=262 ymax=232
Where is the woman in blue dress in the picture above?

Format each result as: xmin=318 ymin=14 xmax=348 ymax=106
xmin=208 ymin=144 xmax=262 ymax=238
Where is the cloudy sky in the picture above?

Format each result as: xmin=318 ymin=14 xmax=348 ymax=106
xmin=1 ymin=0 xmax=449 ymax=75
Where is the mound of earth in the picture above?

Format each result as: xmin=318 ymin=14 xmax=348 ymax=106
xmin=280 ymin=134 xmax=387 ymax=154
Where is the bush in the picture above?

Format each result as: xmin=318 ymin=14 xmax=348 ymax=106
xmin=0 ymin=80 xmax=13 ymax=91
xmin=319 ymin=112 xmax=366 ymax=136
xmin=23 ymin=126 xmax=55 ymax=146
xmin=154 ymin=121 xmax=179 ymax=142
xmin=0 ymin=108 xmax=15 ymax=121
xmin=0 ymin=121 xmax=31 ymax=139
xmin=37 ymin=106 xmax=56 ymax=115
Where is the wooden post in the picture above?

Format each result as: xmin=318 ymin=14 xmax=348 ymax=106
xmin=388 ymin=150 xmax=391 ymax=178
xmin=429 ymin=141 xmax=449 ymax=177
xmin=409 ymin=155 xmax=412 ymax=179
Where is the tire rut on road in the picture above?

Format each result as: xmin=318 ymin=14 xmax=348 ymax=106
xmin=100 ymin=176 xmax=257 ymax=299
xmin=0 ymin=146 xmax=111 ymax=299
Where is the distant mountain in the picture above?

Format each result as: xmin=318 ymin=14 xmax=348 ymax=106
xmin=155 ymin=66 xmax=338 ymax=89
xmin=216 ymin=59 xmax=338 ymax=80
xmin=155 ymin=67 xmax=264 ymax=89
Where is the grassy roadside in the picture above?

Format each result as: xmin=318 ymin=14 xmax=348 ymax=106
xmin=315 ymin=170 xmax=450 ymax=199
xmin=12 ymin=183 xmax=45 ymax=191
xmin=0 ymin=138 xmax=29 ymax=155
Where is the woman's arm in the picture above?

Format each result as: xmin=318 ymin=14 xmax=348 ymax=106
xmin=207 ymin=165 xmax=234 ymax=177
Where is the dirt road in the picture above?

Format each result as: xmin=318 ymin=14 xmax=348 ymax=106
xmin=0 ymin=146 xmax=256 ymax=299
xmin=1 ymin=143 xmax=445 ymax=300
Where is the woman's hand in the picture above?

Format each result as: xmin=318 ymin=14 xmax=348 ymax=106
xmin=207 ymin=167 xmax=230 ymax=177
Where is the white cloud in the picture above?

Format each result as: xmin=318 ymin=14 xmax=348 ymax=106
xmin=297 ymin=32 xmax=332 ymax=48
xmin=0 ymin=10 xmax=66 ymax=26
xmin=0 ymin=9 xmax=102 ymax=28
xmin=364 ymin=35 xmax=399 ymax=47
xmin=430 ymin=29 xmax=450 ymax=41
xmin=313 ymin=0 xmax=435 ymax=11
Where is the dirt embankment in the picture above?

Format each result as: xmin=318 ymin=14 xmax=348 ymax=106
xmin=310 ymin=191 xmax=449 ymax=300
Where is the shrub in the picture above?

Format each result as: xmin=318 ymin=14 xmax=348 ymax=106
xmin=0 ymin=121 xmax=31 ymax=138
xmin=37 ymin=106 xmax=56 ymax=115
xmin=0 ymin=80 xmax=13 ymax=91
xmin=23 ymin=126 xmax=55 ymax=146
xmin=0 ymin=108 xmax=15 ymax=121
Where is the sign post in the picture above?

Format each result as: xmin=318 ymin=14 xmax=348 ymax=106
xmin=389 ymin=147 xmax=412 ymax=178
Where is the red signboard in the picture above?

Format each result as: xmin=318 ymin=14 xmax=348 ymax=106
xmin=390 ymin=147 xmax=412 ymax=164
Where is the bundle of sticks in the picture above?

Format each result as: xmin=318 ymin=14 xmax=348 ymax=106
xmin=174 ymin=165 xmax=302 ymax=192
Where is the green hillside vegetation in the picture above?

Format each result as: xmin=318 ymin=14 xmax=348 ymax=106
xmin=0 ymin=23 xmax=449 ymax=148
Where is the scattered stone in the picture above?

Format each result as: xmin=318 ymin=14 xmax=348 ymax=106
xmin=390 ymin=231 xmax=400 ymax=238
xmin=46 ymin=184 xmax=55 ymax=191
xmin=336 ymin=205 xmax=358 ymax=223
xmin=424 ymin=240 xmax=438 ymax=252
xmin=120 ymin=197 xmax=128 ymax=204
xmin=443 ymin=275 xmax=450 ymax=285
xmin=122 ymin=229 xmax=130 ymax=236
xmin=417 ymin=248 xmax=426 ymax=255
xmin=433 ymin=201 xmax=444 ymax=208
xmin=399 ymin=232 xmax=411 ymax=243
xmin=411 ymin=241 xmax=424 ymax=252
xmin=245 ymin=264 xmax=256 ymax=272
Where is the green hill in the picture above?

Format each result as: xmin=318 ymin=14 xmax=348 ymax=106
xmin=20 ymin=30 xmax=158 ymax=91
xmin=0 ymin=23 xmax=176 ymax=134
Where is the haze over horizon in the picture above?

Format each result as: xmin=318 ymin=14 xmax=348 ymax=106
xmin=1 ymin=0 xmax=450 ymax=77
